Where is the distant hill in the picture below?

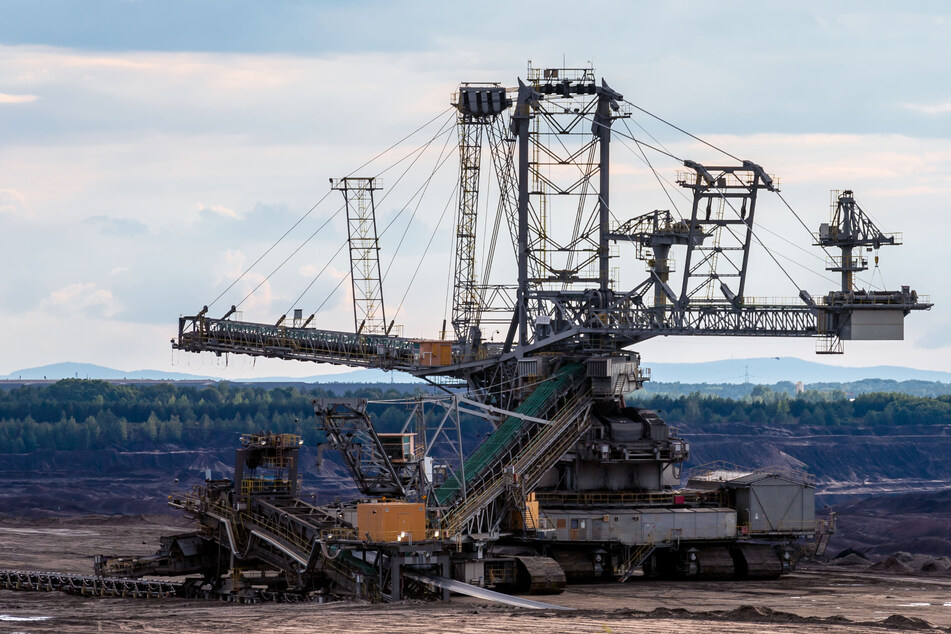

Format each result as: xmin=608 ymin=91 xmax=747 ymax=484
xmin=0 ymin=362 xmax=422 ymax=384
xmin=644 ymin=357 xmax=951 ymax=384
xmin=2 ymin=357 xmax=948 ymax=386
xmin=0 ymin=362 xmax=201 ymax=381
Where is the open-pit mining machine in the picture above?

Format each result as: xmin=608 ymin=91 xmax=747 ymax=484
xmin=101 ymin=63 xmax=929 ymax=602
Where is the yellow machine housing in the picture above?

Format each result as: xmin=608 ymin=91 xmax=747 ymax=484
xmin=357 ymin=501 xmax=426 ymax=542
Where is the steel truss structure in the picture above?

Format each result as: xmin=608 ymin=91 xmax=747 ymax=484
xmin=332 ymin=177 xmax=388 ymax=335
xmin=170 ymin=62 xmax=931 ymax=564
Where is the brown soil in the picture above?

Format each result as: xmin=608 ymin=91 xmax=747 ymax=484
xmin=2 ymin=516 xmax=951 ymax=633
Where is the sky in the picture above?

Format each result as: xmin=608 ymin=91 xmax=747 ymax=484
xmin=0 ymin=0 xmax=948 ymax=379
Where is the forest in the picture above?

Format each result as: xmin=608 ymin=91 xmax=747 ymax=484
xmin=1 ymin=379 xmax=950 ymax=454
xmin=0 ymin=380 xmax=436 ymax=453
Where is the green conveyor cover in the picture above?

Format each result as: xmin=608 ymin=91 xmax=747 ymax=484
xmin=434 ymin=363 xmax=583 ymax=504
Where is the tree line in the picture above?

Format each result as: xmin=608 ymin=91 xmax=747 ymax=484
xmin=0 ymin=380 xmax=446 ymax=453
xmin=0 ymin=380 xmax=948 ymax=454
xmin=629 ymin=384 xmax=951 ymax=429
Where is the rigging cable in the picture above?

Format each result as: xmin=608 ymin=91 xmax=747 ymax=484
xmin=620 ymin=118 xmax=686 ymax=219
xmin=280 ymin=112 xmax=456 ymax=316
xmin=284 ymin=240 xmax=349 ymax=316
xmin=209 ymin=106 xmax=455 ymax=310
xmin=382 ymin=120 xmax=458 ymax=281
xmin=614 ymin=111 xmax=885 ymax=293
xmin=593 ymin=116 xmax=682 ymax=162
xmin=391 ymin=180 xmax=460 ymax=324
xmin=624 ymin=99 xmax=742 ymax=163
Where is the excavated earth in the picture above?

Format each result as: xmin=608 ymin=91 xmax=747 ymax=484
xmin=2 ymin=515 xmax=951 ymax=633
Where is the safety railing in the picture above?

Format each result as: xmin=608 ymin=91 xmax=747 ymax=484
xmin=440 ymin=387 xmax=592 ymax=537
xmin=738 ymin=520 xmax=818 ymax=535
xmin=240 ymin=478 xmax=295 ymax=496
xmin=534 ymin=490 xmax=702 ymax=508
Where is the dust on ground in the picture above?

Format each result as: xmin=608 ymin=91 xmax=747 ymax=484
xmin=2 ymin=515 xmax=950 ymax=633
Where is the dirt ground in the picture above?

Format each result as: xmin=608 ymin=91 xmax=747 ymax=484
xmin=1 ymin=515 xmax=949 ymax=633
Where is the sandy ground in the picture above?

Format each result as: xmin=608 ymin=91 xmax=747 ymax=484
xmin=1 ymin=516 xmax=949 ymax=633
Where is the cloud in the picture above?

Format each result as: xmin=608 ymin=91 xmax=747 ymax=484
xmin=0 ymin=93 xmax=38 ymax=104
xmin=0 ymin=34 xmax=947 ymax=375
xmin=904 ymin=101 xmax=951 ymax=115
xmin=41 ymin=283 xmax=123 ymax=318
xmin=0 ymin=189 xmax=32 ymax=216
xmin=85 ymin=215 xmax=148 ymax=237
xmin=196 ymin=203 xmax=237 ymax=218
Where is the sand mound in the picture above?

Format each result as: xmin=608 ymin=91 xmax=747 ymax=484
xmin=830 ymin=553 xmax=871 ymax=566
xmin=868 ymin=555 xmax=914 ymax=574
xmin=881 ymin=614 xmax=935 ymax=630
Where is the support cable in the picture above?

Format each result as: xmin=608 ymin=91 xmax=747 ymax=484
xmin=208 ymin=190 xmax=334 ymax=310
xmin=776 ymin=191 xmax=837 ymax=262
xmin=264 ymin=113 xmax=456 ymax=314
xmin=382 ymin=122 xmax=458 ymax=281
xmin=237 ymin=206 xmax=345 ymax=308
xmin=609 ymin=104 xmax=885 ymax=297
xmin=208 ymin=107 xmax=454 ymax=310
xmin=311 ymin=270 xmax=351 ymax=317
xmin=620 ymin=119 xmax=685 ymax=219
xmin=624 ymin=100 xmax=742 ymax=163
xmin=391 ymin=181 xmax=460 ymax=323
xmin=303 ymin=123 xmax=456 ymax=328
xmin=709 ymin=187 xmax=804 ymax=294
xmin=592 ymin=116 xmax=682 ymax=162
xmin=628 ymin=114 xmax=678 ymax=162
xmin=284 ymin=240 xmax=349 ymax=316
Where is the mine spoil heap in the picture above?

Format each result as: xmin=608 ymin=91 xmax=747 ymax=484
xmin=88 ymin=62 xmax=929 ymax=604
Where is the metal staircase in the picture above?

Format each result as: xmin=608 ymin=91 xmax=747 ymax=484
xmin=439 ymin=383 xmax=593 ymax=537
xmin=618 ymin=538 xmax=656 ymax=582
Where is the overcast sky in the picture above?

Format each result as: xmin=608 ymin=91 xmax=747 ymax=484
xmin=0 ymin=0 xmax=948 ymax=379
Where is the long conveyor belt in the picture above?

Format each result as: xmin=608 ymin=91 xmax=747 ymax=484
xmin=402 ymin=571 xmax=574 ymax=610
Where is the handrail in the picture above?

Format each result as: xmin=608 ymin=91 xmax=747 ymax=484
xmin=441 ymin=388 xmax=592 ymax=535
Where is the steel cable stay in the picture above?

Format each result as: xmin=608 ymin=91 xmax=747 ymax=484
xmin=619 ymin=118 xmax=687 ymax=220
xmin=772 ymin=192 xmax=886 ymax=291
xmin=697 ymin=170 xmax=885 ymax=296
xmin=598 ymin=119 xmax=682 ymax=163
xmin=381 ymin=122 xmax=458 ymax=282
xmin=282 ymin=240 xmax=349 ymax=320
xmin=623 ymin=99 xmax=742 ymax=163
xmin=288 ymin=125 xmax=457 ymax=332
xmin=607 ymin=112 xmax=885 ymax=296
xmin=241 ymin=113 xmax=456 ymax=315
xmin=754 ymin=220 xmax=883 ymax=292
xmin=283 ymin=121 xmax=457 ymax=328
xmin=627 ymin=113 xmax=680 ymax=166
xmin=236 ymin=205 xmax=345 ymax=310
xmin=208 ymin=188 xmax=335 ymax=311
xmin=371 ymin=110 xmax=457 ymax=181
xmin=441 ymin=237 xmax=454 ymax=338
xmin=375 ymin=120 xmax=456 ymax=237
xmin=616 ymin=102 xmax=881 ymax=292
xmin=309 ymin=268 xmax=351 ymax=319
xmin=390 ymin=179 xmax=460 ymax=327
xmin=206 ymin=107 xmax=455 ymax=312
xmin=595 ymin=115 xmax=810 ymax=299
